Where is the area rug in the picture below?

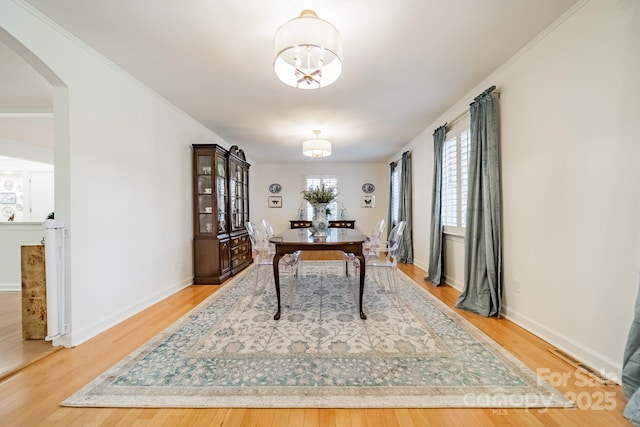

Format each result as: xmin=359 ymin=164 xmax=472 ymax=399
xmin=63 ymin=261 xmax=572 ymax=408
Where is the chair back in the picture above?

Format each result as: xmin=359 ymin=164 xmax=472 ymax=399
xmin=365 ymin=219 xmax=386 ymax=258
xmin=386 ymin=221 xmax=406 ymax=262
xmin=262 ymin=219 xmax=275 ymax=238
xmin=372 ymin=219 xmax=385 ymax=240
xmin=246 ymin=221 xmax=260 ymax=247
xmin=247 ymin=222 xmax=271 ymax=264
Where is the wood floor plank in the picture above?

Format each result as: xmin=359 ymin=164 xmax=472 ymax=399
xmin=0 ymin=291 xmax=61 ymax=380
xmin=0 ymin=257 xmax=632 ymax=426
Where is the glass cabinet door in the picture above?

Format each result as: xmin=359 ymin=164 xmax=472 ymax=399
xmin=196 ymin=155 xmax=213 ymax=234
xmin=215 ymin=152 xmax=228 ymax=233
xmin=229 ymin=160 xmax=248 ymax=231
xmin=241 ymin=166 xmax=249 ymax=227
xmin=229 ymin=163 xmax=237 ymax=230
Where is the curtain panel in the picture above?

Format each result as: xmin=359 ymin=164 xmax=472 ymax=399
xmin=623 ymin=280 xmax=640 ymax=425
xmin=387 ymin=160 xmax=396 ymax=239
xmin=398 ymin=151 xmax=413 ymax=263
xmin=426 ymin=126 xmax=447 ymax=285
xmin=456 ymin=86 xmax=502 ymax=317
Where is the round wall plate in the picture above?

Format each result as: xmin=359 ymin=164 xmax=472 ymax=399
xmin=362 ymin=183 xmax=375 ymax=193
xmin=2 ymin=206 xmax=14 ymax=217
xmin=269 ymin=183 xmax=282 ymax=194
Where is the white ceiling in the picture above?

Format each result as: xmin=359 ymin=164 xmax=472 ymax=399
xmin=0 ymin=0 xmax=579 ymax=163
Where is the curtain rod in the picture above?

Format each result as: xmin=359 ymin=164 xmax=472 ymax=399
xmin=444 ymin=89 xmax=500 ymax=129
xmin=446 ymin=109 xmax=470 ymax=128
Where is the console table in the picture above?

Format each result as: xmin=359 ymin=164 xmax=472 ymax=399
xmin=289 ymin=220 xmax=355 ymax=229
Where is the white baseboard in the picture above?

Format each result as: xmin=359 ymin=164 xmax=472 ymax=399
xmin=436 ymin=275 xmax=621 ymax=383
xmin=0 ymin=282 xmax=20 ymax=291
xmin=412 ymin=260 xmax=428 ymax=272
xmin=443 ymin=275 xmax=463 ymax=291
xmin=67 ymin=277 xmax=194 ymax=347
xmin=502 ymin=305 xmax=621 ymax=383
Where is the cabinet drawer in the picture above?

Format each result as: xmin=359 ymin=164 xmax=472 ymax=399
xmin=231 ymin=243 xmax=249 ymax=258
xmin=232 ymin=251 xmax=250 ymax=268
xmin=330 ymin=220 xmax=355 ymax=229
xmin=230 ymin=234 xmax=249 ymax=248
xmin=290 ymin=220 xmax=312 ymax=229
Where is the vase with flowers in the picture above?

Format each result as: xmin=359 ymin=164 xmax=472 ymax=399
xmin=301 ymin=184 xmax=338 ymax=236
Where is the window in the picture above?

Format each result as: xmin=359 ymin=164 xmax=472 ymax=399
xmin=304 ymin=175 xmax=339 ymax=219
xmin=442 ymin=123 xmax=470 ymax=235
xmin=390 ymin=159 xmax=402 ymax=226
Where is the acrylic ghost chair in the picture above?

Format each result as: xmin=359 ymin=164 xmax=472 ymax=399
xmin=342 ymin=218 xmax=385 ymax=277
xmin=262 ymin=219 xmax=285 ymax=256
xmin=365 ymin=218 xmax=386 ymax=261
xmin=246 ymin=221 xmax=300 ymax=309
xmin=345 ymin=221 xmax=406 ymax=305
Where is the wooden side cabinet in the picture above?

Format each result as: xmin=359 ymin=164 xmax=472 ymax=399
xmin=192 ymin=144 xmax=250 ymax=284
xmin=290 ymin=220 xmax=356 ymax=229
xmin=330 ymin=220 xmax=356 ymax=229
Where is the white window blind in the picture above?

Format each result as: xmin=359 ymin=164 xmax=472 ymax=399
xmin=304 ymin=175 xmax=339 ymax=220
xmin=442 ymin=122 xmax=470 ymax=235
xmin=390 ymin=159 xmax=402 ymax=226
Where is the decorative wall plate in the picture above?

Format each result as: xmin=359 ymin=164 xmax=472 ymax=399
xmin=362 ymin=183 xmax=375 ymax=193
xmin=269 ymin=183 xmax=282 ymax=194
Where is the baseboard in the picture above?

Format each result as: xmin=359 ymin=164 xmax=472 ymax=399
xmin=0 ymin=282 xmax=20 ymax=291
xmin=502 ymin=305 xmax=621 ymax=383
xmin=68 ymin=277 xmax=193 ymax=347
xmin=443 ymin=275 xmax=463 ymax=291
xmin=412 ymin=260 xmax=428 ymax=272
xmin=435 ymin=276 xmax=621 ymax=383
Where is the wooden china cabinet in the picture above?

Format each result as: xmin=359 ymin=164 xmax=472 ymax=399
xmin=192 ymin=144 xmax=251 ymax=284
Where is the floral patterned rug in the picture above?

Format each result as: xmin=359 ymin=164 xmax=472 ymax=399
xmin=63 ymin=262 xmax=572 ymax=408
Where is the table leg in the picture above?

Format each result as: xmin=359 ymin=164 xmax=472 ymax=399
xmin=357 ymin=254 xmax=367 ymax=319
xmin=273 ymin=254 xmax=282 ymax=320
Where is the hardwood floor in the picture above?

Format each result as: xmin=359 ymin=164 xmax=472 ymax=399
xmin=0 ymin=291 xmax=61 ymax=381
xmin=0 ymin=253 xmax=631 ymax=426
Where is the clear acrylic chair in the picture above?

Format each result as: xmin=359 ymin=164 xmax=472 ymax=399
xmin=365 ymin=218 xmax=386 ymax=261
xmin=247 ymin=221 xmax=300 ymax=308
xmin=261 ymin=219 xmax=276 ymax=254
xmin=345 ymin=221 xmax=406 ymax=304
xmin=366 ymin=221 xmax=406 ymax=301
xmin=343 ymin=218 xmax=385 ymax=277
xmin=245 ymin=222 xmax=273 ymax=306
xmin=264 ymin=218 xmax=303 ymax=279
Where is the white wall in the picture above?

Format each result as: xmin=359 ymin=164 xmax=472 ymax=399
xmin=0 ymin=157 xmax=54 ymax=222
xmin=395 ymin=0 xmax=640 ymax=379
xmin=251 ymin=162 xmax=389 ymax=237
xmin=0 ymin=1 xmax=230 ymax=346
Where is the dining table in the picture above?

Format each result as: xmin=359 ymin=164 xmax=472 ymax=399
xmin=269 ymin=228 xmax=368 ymax=320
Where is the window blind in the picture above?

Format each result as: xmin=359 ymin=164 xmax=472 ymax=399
xmin=304 ymin=175 xmax=339 ymax=220
xmin=442 ymin=122 xmax=470 ymax=234
xmin=390 ymin=159 xmax=402 ymax=226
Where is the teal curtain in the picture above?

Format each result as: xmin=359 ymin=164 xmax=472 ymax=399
xmin=456 ymin=86 xmax=502 ymax=317
xmin=397 ymin=151 xmax=413 ymax=263
xmin=387 ymin=160 xmax=395 ymax=239
xmin=623 ymin=280 xmax=640 ymax=426
xmin=426 ymin=126 xmax=447 ymax=285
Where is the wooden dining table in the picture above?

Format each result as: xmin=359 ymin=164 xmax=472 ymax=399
xmin=269 ymin=228 xmax=368 ymax=320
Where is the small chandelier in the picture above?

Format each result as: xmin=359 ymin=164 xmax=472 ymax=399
xmin=273 ymin=10 xmax=343 ymax=89
xmin=303 ymin=130 xmax=332 ymax=158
